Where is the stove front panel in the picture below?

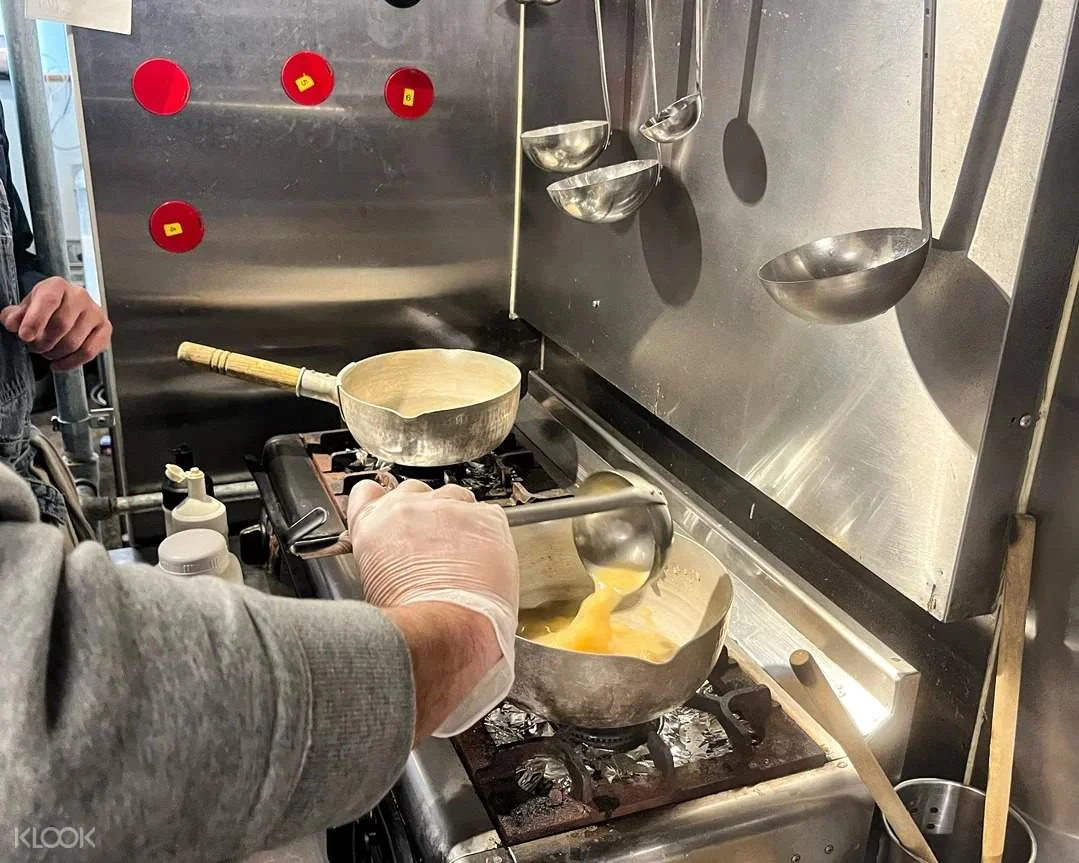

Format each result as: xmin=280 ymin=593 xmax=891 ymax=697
xmin=510 ymin=762 xmax=870 ymax=863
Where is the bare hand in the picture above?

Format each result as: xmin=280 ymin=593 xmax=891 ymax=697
xmin=0 ymin=277 xmax=112 ymax=371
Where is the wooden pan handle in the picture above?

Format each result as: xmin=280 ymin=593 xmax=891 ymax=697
xmin=790 ymin=650 xmax=940 ymax=863
xmin=177 ymin=342 xmax=303 ymax=393
xmin=983 ymin=514 xmax=1037 ymax=863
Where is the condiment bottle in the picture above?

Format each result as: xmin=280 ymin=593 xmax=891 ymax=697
xmin=169 ymin=468 xmax=229 ymax=538
xmin=157 ymin=529 xmax=244 ymax=585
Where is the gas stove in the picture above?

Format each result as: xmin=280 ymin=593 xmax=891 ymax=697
xmin=249 ymin=373 xmax=919 ymax=863
xmin=306 ymin=428 xmax=572 ymax=510
xmin=454 ymin=646 xmax=825 ymax=846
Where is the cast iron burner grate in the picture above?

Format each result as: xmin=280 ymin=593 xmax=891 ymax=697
xmin=453 ymin=648 xmax=827 ymax=845
xmin=301 ymin=429 xmax=570 ymax=514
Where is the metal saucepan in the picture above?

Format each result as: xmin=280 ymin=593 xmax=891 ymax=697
xmin=510 ymin=518 xmax=733 ymax=728
xmin=176 ymin=342 xmax=521 ymax=467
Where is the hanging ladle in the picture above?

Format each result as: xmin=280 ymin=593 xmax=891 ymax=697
xmin=641 ymin=0 xmax=703 ymax=143
xmin=757 ymin=0 xmax=936 ymax=324
xmin=520 ymin=0 xmax=612 ymax=173
xmin=547 ymin=0 xmax=663 ymax=223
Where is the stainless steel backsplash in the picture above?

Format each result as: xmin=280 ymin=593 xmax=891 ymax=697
xmin=516 ymin=0 xmax=1078 ymax=620
xmin=72 ymin=0 xmax=535 ymax=511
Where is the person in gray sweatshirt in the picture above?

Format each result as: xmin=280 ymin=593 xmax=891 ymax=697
xmin=0 ymin=463 xmax=519 ymax=862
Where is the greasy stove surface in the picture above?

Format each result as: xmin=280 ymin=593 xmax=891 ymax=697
xmin=300 ymin=429 xmax=571 ymax=518
xmin=454 ymin=648 xmax=826 ymax=845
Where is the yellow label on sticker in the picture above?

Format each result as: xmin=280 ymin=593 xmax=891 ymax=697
xmin=403 ymin=87 xmax=415 ymax=107
xmin=163 ymin=222 xmax=184 ymax=237
xmin=295 ymin=74 xmax=315 ymax=93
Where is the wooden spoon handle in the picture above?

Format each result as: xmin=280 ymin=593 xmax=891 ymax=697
xmin=177 ymin=342 xmax=303 ymax=392
xmin=982 ymin=514 xmax=1036 ymax=863
xmin=790 ymin=650 xmax=940 ymax=863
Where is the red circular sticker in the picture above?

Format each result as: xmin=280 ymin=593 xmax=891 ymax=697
xmin=281 ymin=51 xmax=334 ymax=106
xmin=131 ymin=58 xmax=191 ymax=116
xmin=384 ymin=67 xmax=434 ymax=119
xmin=149 ymin=201 xmax=205 ymax=253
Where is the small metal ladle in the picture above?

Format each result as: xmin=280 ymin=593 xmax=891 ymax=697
xmin=641 ymin=0 xmax=704 ymax=143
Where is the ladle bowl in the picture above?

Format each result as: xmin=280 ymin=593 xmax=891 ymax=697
xmin=758 ymin=227 xmax=930 ymax=324
xmin=641 ymin=92 xmax=702 ymax=143
xmin=547 ymin=159 xmax=660 ymax=223
xmin=641 ymin=0 xmax=703 ymax=144
xmin=571 ymin=469 xmax=674 ymax=587
xmin=521 ymin=120 xmax=610 ymax=173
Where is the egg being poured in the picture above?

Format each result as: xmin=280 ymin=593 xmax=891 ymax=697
xmin=517 ymin=566 xmax=679 ymax=663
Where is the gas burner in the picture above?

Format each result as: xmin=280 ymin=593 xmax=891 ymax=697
xmin=559 ymin=723 xmax=656 ymax=753
xmin=330 ymin=449 xmax=383 ymax=474
xmin=302 ymin=429 xmax=569 ymax=509
xmin=454 ymin=648 xmax=826 ymax=845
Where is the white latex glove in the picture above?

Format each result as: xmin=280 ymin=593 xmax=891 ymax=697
xmin=347 ymin=479 xmax=519 ymax=737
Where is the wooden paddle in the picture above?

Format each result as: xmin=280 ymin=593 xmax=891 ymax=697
xmin=790 ymin=650 xmax=940 ymax=863
xmin=982 ymin=514 xmax=1036 ymax=863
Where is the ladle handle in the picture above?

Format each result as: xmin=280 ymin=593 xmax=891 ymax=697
xmin=790 ymin=651 xmax=940 ymax=863
xmin=593 ymin=0 xmax=613 ymax=145
xmin=503 ymin=487 xmax=666 ymax=528
xmin=295 ymin=488 xmax=668 ymax=559
xmin=917 ymin=0 xmax=936 ymax=240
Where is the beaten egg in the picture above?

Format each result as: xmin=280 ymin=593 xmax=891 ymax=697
xmin=517 ymin=566 xmax=679 ymax=663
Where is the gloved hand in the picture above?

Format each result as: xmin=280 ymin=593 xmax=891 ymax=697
xmin=347 ymin=479 xmax=519 ymax=737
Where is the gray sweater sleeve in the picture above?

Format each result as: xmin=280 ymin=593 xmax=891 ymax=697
xmin=0 ymin=463 xmax=415 ymax=862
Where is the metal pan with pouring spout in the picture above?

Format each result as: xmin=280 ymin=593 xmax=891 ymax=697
xmin=511 ymin=518 xmax=733 ymax=728
xmin=176 ymin=342 xmax=521 ymax=467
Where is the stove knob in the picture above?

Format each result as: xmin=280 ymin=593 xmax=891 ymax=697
xmin=239 ymin=523 xmax=269 ymax=566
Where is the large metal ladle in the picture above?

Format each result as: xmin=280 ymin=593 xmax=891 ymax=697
xmin=547 ymin=0 xmax=663 ymax=224
xmin=757 ymin=0 xmax=936 ymax=324
xmin=293 ymin=469 xmax=674 ymax=589
xmin=641 ymin=0 xmax=703 ymax=143
xmin=520 ymin=0 xmax=612 ymax=173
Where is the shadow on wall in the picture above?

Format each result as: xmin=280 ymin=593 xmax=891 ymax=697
xmin=723 ymin=0 xmax=767 ymax=205
xmin=896 ymin=0 xmax=1041 ymax=450
xmin=639 ymin=170 xmax=701 ymax=307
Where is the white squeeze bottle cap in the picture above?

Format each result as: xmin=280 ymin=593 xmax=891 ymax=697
xmin=170 ymin=468 xmax=229 ymax=539
xmin=157 ymin=529 xmax=243 ymax=584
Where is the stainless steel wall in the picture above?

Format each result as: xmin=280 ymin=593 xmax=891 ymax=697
xmin=1014 ymin=285 xmax=1079 ymax=857
xmin=1007 ymin=20 xmax=1079 ymax=852
xmin=516 ymin=0 xmax=1078 ymax=620
xmin=72 ymin=0 xmax=533 ymax=501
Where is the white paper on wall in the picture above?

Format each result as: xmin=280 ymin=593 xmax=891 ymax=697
xmin=24 ymin=0 xmax=132 ymax=36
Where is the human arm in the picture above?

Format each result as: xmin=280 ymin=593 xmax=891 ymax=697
xmin=0 ymin=106 xmax=111 ymax=372
xmin=0 ymin=463 xmax=503 ymax=861
xmin=384 ymin=603 xmax=502 ymax=742
xmin=0 ymin=104 xmax=47 ymax=297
